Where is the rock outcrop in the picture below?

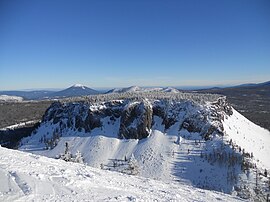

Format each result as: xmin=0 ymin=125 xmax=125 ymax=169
xmin=119 ymin=99 xmax=152 ymax=139
xmin=27 ymin=95 xmax=232 ymax=142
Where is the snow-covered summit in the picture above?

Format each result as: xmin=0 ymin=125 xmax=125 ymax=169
xmin=107 ymin=86 xmax=142 ymax=93
xmin=71 ymin=84 xmax=86 ymax=89
xmin=125 ymin=85 xmax=141 ymax=92
xmin=162 ymin=87 xmax=179 ymax=93
xmin=107 ymin=86 xmax=179 ymax=94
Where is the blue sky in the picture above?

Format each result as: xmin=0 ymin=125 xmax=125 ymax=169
xmin=0 ymin=0 xmax=269 ymax=90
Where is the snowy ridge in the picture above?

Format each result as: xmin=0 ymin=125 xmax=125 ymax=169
xmin=0 ymin=121 xmax=37 ymax=131
xmin=162 ymin=87 xmax=180 ymax=93
xmin=0 ymin=95 xmax=23 ymax=102
xmin=107 ymin=86 xmax=179 ymax=94
xmin=0 ymin=146 xmax=243 ymax=201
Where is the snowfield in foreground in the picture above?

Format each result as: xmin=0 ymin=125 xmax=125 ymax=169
xmin=0 ymin=146 xmax=243 ymax=202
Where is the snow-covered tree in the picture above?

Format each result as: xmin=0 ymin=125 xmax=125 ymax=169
xmin=74 ymin=150 xmax=83 ymax=163
xmin=61 ymin=142 xmax=72 ymax=161
xmin=128 ymin=154 xmax=139 ymax=175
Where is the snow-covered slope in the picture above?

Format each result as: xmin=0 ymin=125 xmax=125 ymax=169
xmin=0 ymin=121 xmax=37 ymax=131
xmin=17 ymin=92 xmax=270 ymax=200
xmin=0 ymin=146 xmax=243 ymax=201
xmin=223 ymin=108 xmax=270 ymax=170
xmin=107 ymin=86 xmax=179 ymax=93
xmin=0 ymin=91 xmax=54 ymax=100
xmin=0 ymin=95 xmax=23 ymax=102
xmin=109 ymin=86 xmax=142 ymax=93
xmin=162 ymin=87 xmax=180 ymax=93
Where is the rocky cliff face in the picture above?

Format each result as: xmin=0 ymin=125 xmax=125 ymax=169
xmin=31 ymin=95 xmax=231 ymax=143
xmin=41 ymin=99 xmax=153 ymax=140
xmin=119 ymin=99 xmax=152 ymax=139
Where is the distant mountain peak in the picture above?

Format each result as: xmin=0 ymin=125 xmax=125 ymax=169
xmin=106 ymin=86 xmax=142 ymax=94
xmin=46 ymin=84 xmax=99 ymax=99
xmin=107 ymin=86 xmax=180 ymax=94
xmin=162 ymin=87 xmax=179 ymax=93
xmin=126 ymin=86 xmax=141 ymax=91
xmin=71 ymin=84 xmax=86 ymax=89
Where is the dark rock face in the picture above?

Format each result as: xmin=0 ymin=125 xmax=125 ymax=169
xmin=41 ymin=99 xmax=153 ymax=140
xmin=152 ymin=103 xmax=176 ymax=129
xmin=119 ymin=100 xmax=152 ymax=139
xmin=0 ymin=122 xmax=40 ymax=149
xmin=212 ymin=97 xmax=233 ymax=117
xmin=181 ymin=120 xmax=201 ymax=133
xmin=83 ymin=112 xmax=102 ymax=132
xmin=36 ymin=97 xmax=232 ymax=141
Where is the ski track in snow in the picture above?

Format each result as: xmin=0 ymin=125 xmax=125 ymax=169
xmin=0 ymin=146 xmax=243 ymax=201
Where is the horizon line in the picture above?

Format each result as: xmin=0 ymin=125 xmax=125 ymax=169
xmin=0 ymin=80 xmax=269 ymax=91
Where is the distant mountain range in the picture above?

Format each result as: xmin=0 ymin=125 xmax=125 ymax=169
xmin=233 ymin=80 xmax=270 ymax=88
xmin=0 ymin=84 xmax=99 ymax=100
xmin=0 ymin=81 xmax=269 ymax=100
xmin=44 ymin=84 xmax=99 ymax=99
xmin=195 ymin=80 xmax=270 ymax=91
xmin=0 ymin=85 xmax=180 ymax=100
xmin=0 ymin=90 xmax=54 ymax=100
xmin=194 ymin=80 xmax=270 ymax=96
xmin=106 ymin=86 xmax=180 ymax=94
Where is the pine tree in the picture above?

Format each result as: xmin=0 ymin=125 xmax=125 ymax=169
xmin=61 ymin=142 xmax=72 ymax=161
xmin=65 ymin=142 xmax=69 ymax=154
xmin=264 ymin=169 xmax=267 ymax=177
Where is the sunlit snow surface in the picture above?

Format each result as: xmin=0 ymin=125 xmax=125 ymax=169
xmin=0 ymin=95 xmax=23 ymax=102
xmin=0 ymin=146 xmax=243 ymax=201
xmin=223 ymin=108 xmax=270 ymax=170
xmin=72 ymin=84 xmax=85 ymax=89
